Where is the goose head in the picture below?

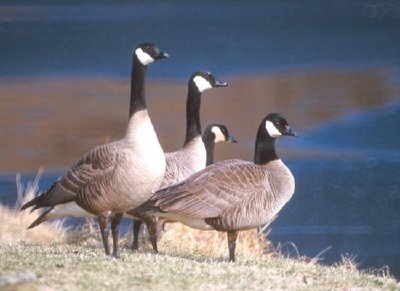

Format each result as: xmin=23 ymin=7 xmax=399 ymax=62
xmin=135 ymin=43 xmax=169 ymax=66
xmin=190 ymin=71 xmax=228 ymax=93
xmin=208 ymin=124 xmax=237 ymax=144
xmin=262 ymin=113 xmax=298 ymax=138
xmin=254 ymin=113 xmax=297 ymax=164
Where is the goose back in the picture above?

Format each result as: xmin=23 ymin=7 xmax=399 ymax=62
xmin=161 ymin=136 xmax=206 ymax=188
xmin=141 ymin=158 xmax=294 ymax=231
xmin=205 ymin=159 xmax=294 ymax=231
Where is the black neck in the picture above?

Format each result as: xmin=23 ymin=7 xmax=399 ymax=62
xmin=254 ymin=126 xmax=278 ymax=165
xmin=184 ymin=83 xmax=202 ymax=145
xmin=129 ymin=58 xmax=148 ymax=118
xmin=202 ymin=131 xmax=215 ymax=166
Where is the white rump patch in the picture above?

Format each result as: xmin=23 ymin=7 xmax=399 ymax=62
xmin=193 ymin=76 xmax=212 ymax=92
xmin=48 ymin=202 xmax=94 ymax=219
xmin=157 ymin=212 xmax=213 ymax=230
xmin=265 ymin=120 xmax=282 ymax=137
xmin=211 ymin=126 xmax=226 ymax=143
xmin=135 ymin=48 xmax=155 ymax=65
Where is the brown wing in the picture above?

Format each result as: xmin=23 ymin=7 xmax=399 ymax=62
xmin=66 ymin=142 xmax=119 ymax=190
xmin=26 ymin=143 xmax=119 ymax=210
xmin=152 ymin=159 xmax=267 ymax=219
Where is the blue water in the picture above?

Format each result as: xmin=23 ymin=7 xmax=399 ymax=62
xmin=273 ymin=103 xmax=400 ymax=277
xmin=1 ymin=1 xmax=400 ymax=78
xmin=1 ymin=0 xmax=400 ymax=279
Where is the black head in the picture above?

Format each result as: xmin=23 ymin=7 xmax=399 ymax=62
xmin=134 ymin=43 xmax=169 ymax=65
xmin=261 ymin=113 xmax=298 ymax=139
xmin=207 ymin=124 xmax=237 ymax=144
xmin=254 ymin=113 xmax=297 ymax=164
xmin=189 ymin=71 xmax=228 ymax=93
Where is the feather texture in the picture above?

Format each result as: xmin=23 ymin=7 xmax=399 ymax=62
xmin=161 ymin=136 xmax=206 ymax=188
xmin=146 ymin=159 xmax=294 ymax=231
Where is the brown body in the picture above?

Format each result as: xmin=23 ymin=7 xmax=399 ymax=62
xmin=134 ymin=113 xmax=297 ymax=261
xmin=21 ymin=43 xmax=169 ymax=258
xmin=148 ymin=159 xmax=294 ymax=232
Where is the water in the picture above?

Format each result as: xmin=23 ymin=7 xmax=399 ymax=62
xmin=1 ymin=0 xmax=400 ymax=279
xmin=1 ymin=1 xmax=400 ymax=78
xmin=274 ymin=103 xmax=400 ymax=277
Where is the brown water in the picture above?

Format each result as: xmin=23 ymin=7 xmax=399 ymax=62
xmin=0 ymin=68 xmax=398 ymax=173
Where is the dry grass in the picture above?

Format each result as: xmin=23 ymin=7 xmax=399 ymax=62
xmin=156 ymin=223 xmax=271 ymax=261
xmin=0 ymin=169 xmax=67 ymax=245
xmin=62 ymin=218 xmax=272 ymax=262
xmin=1 ymin=244 xmax=399 ymax=290
xmin=1 ymin=173 xmax=399 ymax=290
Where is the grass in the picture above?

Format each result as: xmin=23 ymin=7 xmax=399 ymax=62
xmin=0 ymin=174 xmax=399 ymax=290
xmin=0 ymin=170 xmax=67 ymax=246
xmin=1 ymin=244 xmax=399 ymax=290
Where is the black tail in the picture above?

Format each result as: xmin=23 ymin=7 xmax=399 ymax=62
xmin=27 ymin=207 xmax=54 ymax=229
xmin=133 ymin=181 xmax=187 ymax=214
xmin=20 ymin=193 xmax=45 ymax=212
xmin=132 ymin=199 xmax=159 ymax=214
xmin=20 ymin=180 xmax=63 ymax=212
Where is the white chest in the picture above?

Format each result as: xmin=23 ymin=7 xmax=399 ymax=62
xmin=178 ymin=136 xmax=207 ymax=173
xmin=118 ymin=111 xmax=166 ymax=198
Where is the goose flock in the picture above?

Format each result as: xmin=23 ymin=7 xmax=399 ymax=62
xmin=21 ymin=42 xmax=297 ymax=262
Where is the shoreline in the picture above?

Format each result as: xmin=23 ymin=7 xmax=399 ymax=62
xmin=0 ymin=68 xmax=398 ymax=173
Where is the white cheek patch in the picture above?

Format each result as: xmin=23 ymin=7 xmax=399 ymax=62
xmin=193 ymin=76 xmax=212 ymax=92
xmin=265 ymin=120 xmax=282 ymax=137
xmin=211 ymin=126 xmax=226 ymax=143
xmin=135 ymin=48 xmax=155 ymax=65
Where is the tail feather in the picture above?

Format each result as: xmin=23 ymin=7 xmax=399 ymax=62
xmin=21 ymin=180 xmax=72 ymax=212
xmin=27 ymin=207 xmax=54 ymax=229
xmin=132 ymin=199 xmax=159 ymax=214
xmin=133 ymin=181 xmax=187 ymax=214
xmin=20 ymin=193 xmax=45 ymax=211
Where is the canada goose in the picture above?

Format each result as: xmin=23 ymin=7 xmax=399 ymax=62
xmin=203 ymin=124 xmax=237 ymax=166
xmin=127 ymin=71 xmax=228 ymax=252
xmin=130 ymin=123 xmax=237 ymax=251
xmin=134 ymin=113 xmax=297 ymax=262
xmin=21 ymin=43 xmax=169 ymax=258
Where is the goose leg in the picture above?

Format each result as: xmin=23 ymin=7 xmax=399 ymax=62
xmin=131 ymin=219 xmax=143 ymax=251
xmin=111 ymin=213 xmax=124 ymax=258
xmin=143 ymin=216 xmax=159 ymax=254
xmin=227 ymin=230 xmax=238 ymax=262
xmin=98 ymin=214 xmax=110 ymax=256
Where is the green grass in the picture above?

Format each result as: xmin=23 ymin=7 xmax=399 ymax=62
xmin=1 ymin=243 xmax=399 ymax=290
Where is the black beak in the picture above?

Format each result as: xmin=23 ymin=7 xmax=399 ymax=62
xmin=214 ymin=79 xmax=228 ymax=87
xmin=227 ymin=136 xmax=237 ymax=143
xmin=284 ymin=126 xmax=298 ymax=137
xmin=156 ymin=52 xmax=170 ymax=60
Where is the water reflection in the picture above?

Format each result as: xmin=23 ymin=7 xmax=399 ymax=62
xmin=0 ymin=68 xmax=398 ymax=173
